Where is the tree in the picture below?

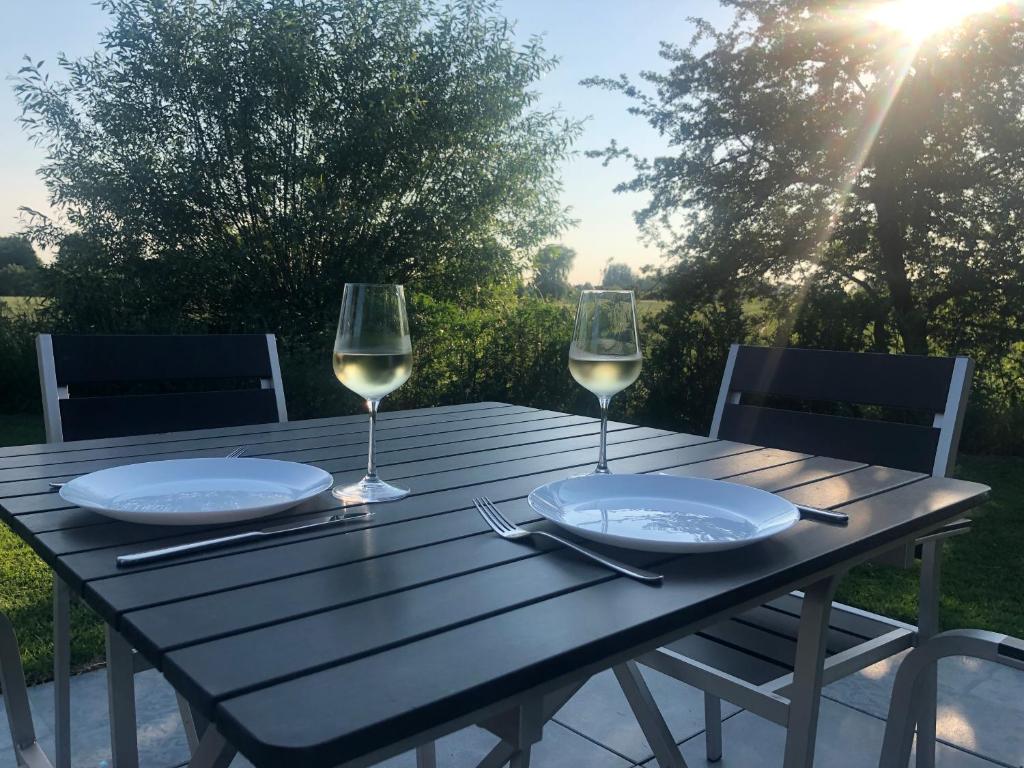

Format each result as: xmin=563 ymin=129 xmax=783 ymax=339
xmin=587 ymin=1 xmax=1024 ymax=357
xmin=602 ymin=261 xmax=636 ymax=289
xmin=531 ymin=244 xmax=576 ymax=298
xmin=0 ymin=237 xmax=38 ymax=270
xmin=0 ymin=237 xmax=42 ymax=296
xmin=15 ymin=0 xmax=580 ymax=338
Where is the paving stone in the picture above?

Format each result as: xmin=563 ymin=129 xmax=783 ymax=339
xmin=825 ymin=651 xmax=1024 ymax=766
xmin=0 ymin=666 xmax=190 ymax=768
xmin=550 ymin=666 xmax=741 ymax=764
xmin=641 ymin=699 xmax=1001 ymax=768
xmin=373 ymin=721 xmax=631 ymax=768
xmin=1 ymin=647 xmax=1019 ymax=768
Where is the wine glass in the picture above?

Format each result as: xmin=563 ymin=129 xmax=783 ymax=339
xmin=569 ymin=290 xmax=642 ymax=474
xmin=331 ymin=283 xmax=413 ymax=505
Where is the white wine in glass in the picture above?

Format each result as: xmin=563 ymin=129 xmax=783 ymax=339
xmin=331 ymin=283 xmax=413 ymax=505
xmin=569 ymin=290 xmax=642 ymax=474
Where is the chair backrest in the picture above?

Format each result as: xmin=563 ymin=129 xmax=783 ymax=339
xmin=36 ymin=334 xmax=288 ymax=442
xmin=709 ymin=345 xmax=972 ymax=477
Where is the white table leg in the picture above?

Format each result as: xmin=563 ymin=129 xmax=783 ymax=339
xmin=615 ymin=661 xmax=688 ymax=768
xmin=53 ymin=575 xmax=71 ymax=768
xmin=415 ymin=742 xmax=437 ymax=768
xmin=105 ymin=626 xmax=138 ymax=768
xmin=782 ymin=576 xmax=839 ymax=768
xmin=187 ymin=725 xmax=236 ymax=768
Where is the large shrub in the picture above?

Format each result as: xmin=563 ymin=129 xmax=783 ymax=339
xmin=16 ymin=0 xmax=579 ymax=344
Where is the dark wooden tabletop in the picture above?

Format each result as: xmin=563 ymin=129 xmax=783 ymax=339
xmin=0 ymin=402 xmax=990 ymax=767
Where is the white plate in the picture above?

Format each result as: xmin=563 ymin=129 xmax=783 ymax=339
xmin=527 ymin=473 xmax=799 ymax=553
xmin=59 ymin=458 xmax=334 ymax=525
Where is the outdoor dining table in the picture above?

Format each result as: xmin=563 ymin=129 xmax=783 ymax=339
xmin=0 ymin=401 xmax=990 ymax=768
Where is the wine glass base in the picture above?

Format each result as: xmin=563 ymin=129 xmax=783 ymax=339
xmin=593 ymin=466 xmax=612 ymax=475
xmin=332 ymin=476 xmax=410 ymax=505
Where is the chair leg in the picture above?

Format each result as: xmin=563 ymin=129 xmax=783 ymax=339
xmin=52 ymin=576 xmax=71 ymax=768
xmin=0 ymin=613 xmax=53 ymax=768
xmin=105 ymin=626 xmax=139 ymax=768
xmin=782 ymin=576 xmax=839 ymax=768
xmin=415 ymin=742 xmax=437 ymax=768
xmin=509 ymin=746 xmax=532 ymax=768
xmin=704 ymin=693 xmax=723 ymax=762
xmin=915 ymin=540 xmax=942 ymax=768
xmin=614 ymin=662 xmax=688 ymax=768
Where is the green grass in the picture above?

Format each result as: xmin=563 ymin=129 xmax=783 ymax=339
xmin=1 ymin=296 xmax=42 ymax=318
xmin=0 ymin=414 xmax=106 ymax=683
xmin=837 ymin=454 xmax=1024 ymax=637
xmin=0 ymin=412 xmax=1021 ymax=682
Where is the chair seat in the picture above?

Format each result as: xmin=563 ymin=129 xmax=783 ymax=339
xmin=664 ymin=594 xmax=905 ymax=686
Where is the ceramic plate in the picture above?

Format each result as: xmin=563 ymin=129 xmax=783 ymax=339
xmin=528 ymin=473 xmax=799 ymax=553
xmin=59 ymin=458 xmax=333 ymax=525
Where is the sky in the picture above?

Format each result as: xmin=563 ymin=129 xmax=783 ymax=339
xmin=0 ymin=0 xmax=727 ymax=284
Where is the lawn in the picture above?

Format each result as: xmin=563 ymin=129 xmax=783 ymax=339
xmin=1 ymin=295 xmax=43 ymax=318
xmin=0 ymin=412 xmax=1020 ymax=683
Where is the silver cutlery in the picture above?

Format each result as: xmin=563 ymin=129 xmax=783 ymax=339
xmin=116 ymin=507 xmax=372 ymax=567
xmin=49 ymin=445 xmax=247 ymax=491
xmin=797 ymin=504 xmax=849 ymax=526
xmin=472 ymin=496 xmax=663 ymax=583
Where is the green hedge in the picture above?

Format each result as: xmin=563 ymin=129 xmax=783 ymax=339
xmin=2 ymin=294 xmax=1023 ymax=456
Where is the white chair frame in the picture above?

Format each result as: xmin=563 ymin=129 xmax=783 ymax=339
xmin=878 ymin=629 xmax=1024 ymax=768
xmin=622 ymin=344 xmax=974 ymax=768
xmin=35 ymin=333 xmax=291 ymax=768
xmin=0 ymin=613 xmax=54 ymax=768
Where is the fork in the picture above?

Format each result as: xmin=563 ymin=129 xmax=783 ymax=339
xmin=472 ymin=496 xmax=663 ymax=583
xmin=49 ymin=445 xmax=247 ymax=490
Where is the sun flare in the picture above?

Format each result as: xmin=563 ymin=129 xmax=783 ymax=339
xmin=865 ymin=0 xmax=1010 ymax=41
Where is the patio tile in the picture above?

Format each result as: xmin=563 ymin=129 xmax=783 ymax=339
xmin=549 ymin=666 xmax=741 ymax=764
xmin=371 ymin=720 xmax=631 ymax=768
xmin=641 ymin=699 xmax=1000 ymax=768
xmin=825 ymin=651 xmax=1024 ymax=766
xmin=0 ymin=666 xmax=190 ymax=768
xmin=3 ymin=649 xmax=1019 ymax=768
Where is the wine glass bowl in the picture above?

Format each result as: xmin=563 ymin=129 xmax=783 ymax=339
xmin=569 ymin=290 xmax=642 ymax=473
xmin=331 ymin=283 xmax=413 ymax=505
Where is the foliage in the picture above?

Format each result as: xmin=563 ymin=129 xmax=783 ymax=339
xmin=0 ymin=305 xmax=45 ymax=413
xmin=0 ymin=236 xmax=38 ymax=269
xmin=0 ymin=237 xmax=43 ymax=295
xmin=280 ymin=292 xmax=587 ymax=420
xmin=587 ymin=0 xmax=1024 ymax=448
xmin=530 ymin=244 xmax=576 ymax=299
xmin=15 ymin=0 xmax=580 ymax=343
xmin=589 ymin=0 xmax=1024 ymax=357
xmin=0 ymin=266 xmax=41 ymax=296
xmin=601 ymin=261 xmax=637 ymax=290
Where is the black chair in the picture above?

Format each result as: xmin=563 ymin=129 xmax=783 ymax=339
xmin=621 ymin=345 xmax=973 ymax=768
xmin=36 ymin=333 xmax=288 ymax=442
xmin=33 ymin=333 xmax=288 ymax=768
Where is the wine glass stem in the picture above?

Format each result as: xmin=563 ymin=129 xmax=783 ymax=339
xmin=366 ymin=399 xmax=380 ymax=481
xmin=596 ymin=395 xmax=611 ymax=474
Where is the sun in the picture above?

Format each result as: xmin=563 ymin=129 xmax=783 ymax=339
xmin=865 ymin=0 xmax=1010 ymax=42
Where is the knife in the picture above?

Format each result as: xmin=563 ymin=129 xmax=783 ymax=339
xmin=115 ymin=509 xmax=372 ymax=567
xmin=797 ymin=505 xmax=849 ymax=526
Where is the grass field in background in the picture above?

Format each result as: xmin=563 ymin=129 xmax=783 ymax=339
xmin=0 ymin=412 xmax=1020 ymax=683
xmin=1 ymin=296 xmax=42 ymax=317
